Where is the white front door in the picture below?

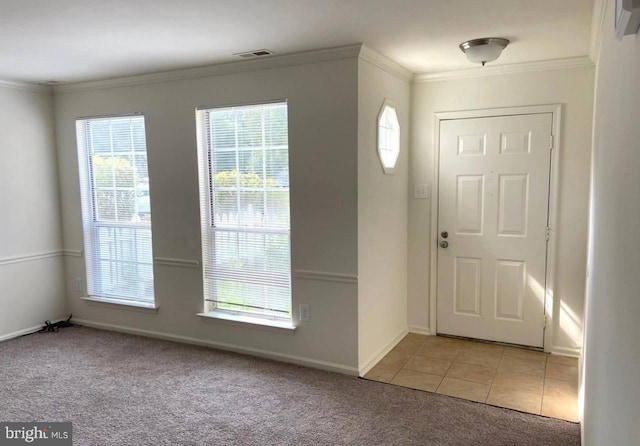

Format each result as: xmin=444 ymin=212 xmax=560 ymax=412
xmin=436 ymin=113 xmax=553 ymax=347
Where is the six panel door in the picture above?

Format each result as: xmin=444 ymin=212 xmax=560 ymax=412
xmin=436 ymin=113 xmax=553 ymax=347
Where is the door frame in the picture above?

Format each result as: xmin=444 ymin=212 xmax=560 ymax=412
xmin=429 ymin=104 xmax=561 ymax=353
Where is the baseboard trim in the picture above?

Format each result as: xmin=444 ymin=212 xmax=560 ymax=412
xmin=0 ymin=318 xmax=66 ymax=343
xmin=71 ymin=318 xmax=359 ymax=376
xmin=550 ymin=345 xmax=581 ymax=358
xmin=359 ymin=327 xmax=408 ymax=377
xmin=408 ymin=325 xmax=431 ymax=336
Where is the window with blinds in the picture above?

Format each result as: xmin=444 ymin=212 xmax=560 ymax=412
xmin=196 ymin=101 xmax=291 ymax=320
xmin=75 ymin=114 xmax=155 ymax=306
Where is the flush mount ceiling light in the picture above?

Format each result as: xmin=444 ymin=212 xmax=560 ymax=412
xmin=459 ymin=38 xmax=510 ymax=66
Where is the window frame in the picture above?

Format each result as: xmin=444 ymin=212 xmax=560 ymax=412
xmin=196 ymin=100 xmax=293 ymax=322
xmin=75 ymin=113 xmax=156 ymax=308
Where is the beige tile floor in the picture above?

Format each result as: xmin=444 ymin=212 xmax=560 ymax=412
xmin=364 ymin=334 xmax=579 ymax=422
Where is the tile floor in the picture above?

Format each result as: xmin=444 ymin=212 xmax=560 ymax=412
xmin=364 ymin=333 xmax=579 ymax=422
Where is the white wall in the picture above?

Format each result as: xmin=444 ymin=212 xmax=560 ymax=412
xmin=582 ymin=1 xmax=640 ymax=443
xmin=409 ymin=67 xmax=594 ymax=353
xmin=357 ymin=57 xmax=410 ymax=373
xmin=0 ymin=84 xmax=67 ymax=340
xmin=54 ymin=55 xmax=361 ymax=373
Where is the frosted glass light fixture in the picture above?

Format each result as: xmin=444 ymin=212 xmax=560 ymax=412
xmin=459 ymin=38 xmax=509 ymax=66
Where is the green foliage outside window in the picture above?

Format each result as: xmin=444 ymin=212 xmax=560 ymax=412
xmin=213 ymin=170 xmax=283 ymax=211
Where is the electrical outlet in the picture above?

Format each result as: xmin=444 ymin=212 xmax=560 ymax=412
xmin=414 ymin=183 xmax=430 ymax=199
xmin=299 ymin=304 xmax=310 ymax=322
xmin=75 ymin=277 xmax=82 ymax=293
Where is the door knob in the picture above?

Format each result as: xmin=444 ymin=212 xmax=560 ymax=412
xmin=440 ymin=241 xmax=449 ymax=248
xmin=441 ymin=231 xmax=449 ymax=238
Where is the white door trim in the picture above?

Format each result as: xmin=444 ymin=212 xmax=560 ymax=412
xmin=429 ymin=104 xmax=562 ymax=353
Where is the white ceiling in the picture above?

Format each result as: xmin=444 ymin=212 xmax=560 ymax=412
xmin=0 ymin=0 xmax=594 ymax=83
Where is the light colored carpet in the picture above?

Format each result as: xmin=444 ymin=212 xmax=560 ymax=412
xmin=0 ymin=327 xmax=580 ymax=445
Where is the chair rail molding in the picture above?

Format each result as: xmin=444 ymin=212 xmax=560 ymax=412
xmin=0 ymin=250 xmax=63 ymax=266
xmin=294 ymin=269 xmax=358 ymax=284
xmin=154 ymin=257 xmax=201 ymax=268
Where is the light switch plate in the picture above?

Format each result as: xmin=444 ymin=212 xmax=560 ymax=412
xmin=414 ymin=183 xmax=430 ymax=199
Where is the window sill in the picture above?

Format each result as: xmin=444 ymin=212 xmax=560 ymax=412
xmin=197 ymin=311 xmax=296 ymax=335
xmin=80 ymin=296 xmax=158 ymax=312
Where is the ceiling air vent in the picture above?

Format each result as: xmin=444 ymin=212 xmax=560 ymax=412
xmin=233 ymin=49 xmax=275 ymax=58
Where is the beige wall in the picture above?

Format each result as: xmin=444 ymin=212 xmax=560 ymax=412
xmin=357 ymin=58 xmax=410 ymax=372
xmin=54 ymin=56 xmax=361 ymax=373
xmin=0 ymin=84 xmax=67 ymax=339
xmin=409 ymin=67 xmax=594 ymax=353
xmin=582 ymin=0 xmax=640 ymax=443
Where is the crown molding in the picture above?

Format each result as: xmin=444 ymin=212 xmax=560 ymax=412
xmin=54 ymin=44 xmax=363 ymax=94
xmin=413 ymin=56 xmax=594 ymax=83
xmin=0 ymin=78 xmax=51 ymax=94
xmin=589 ymin=0 xmax=609 ymax=63
xmin=358 ymin=45 xmax=413 ymax=82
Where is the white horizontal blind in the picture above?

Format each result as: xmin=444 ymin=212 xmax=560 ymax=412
xmin=197 ymin=102 xmax=291 ymax=319
xmin=76 ymin=115 xmax=155 ymax=304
